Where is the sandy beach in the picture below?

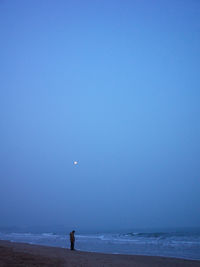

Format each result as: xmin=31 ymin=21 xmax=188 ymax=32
xmin=0 ymin=240 xmax=200 ymax=267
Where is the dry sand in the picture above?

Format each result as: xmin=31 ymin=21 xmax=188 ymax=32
xmin=0 ymin=240 xmax=200 ymax=267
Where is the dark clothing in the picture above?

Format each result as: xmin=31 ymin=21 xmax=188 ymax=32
xmin=70 ymin=241 xmax=74 ymax=250
xmin=70 ymin=231 xmax=75 ymax=250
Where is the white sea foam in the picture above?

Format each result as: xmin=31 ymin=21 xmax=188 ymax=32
xmin=0 ymin=229 xmax=200 ymax=260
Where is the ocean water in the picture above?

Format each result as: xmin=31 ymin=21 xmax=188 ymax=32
xmin=0 ymin=228 xmax=200 ymax=260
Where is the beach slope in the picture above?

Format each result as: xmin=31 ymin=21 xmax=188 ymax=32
xmin=0 ymin=240 xmax=200 ymax=267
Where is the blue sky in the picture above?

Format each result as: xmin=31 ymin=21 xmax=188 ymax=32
xmin=0 ymin=0 xmax=200 ymax=230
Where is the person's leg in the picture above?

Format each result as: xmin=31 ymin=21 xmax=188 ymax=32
xmin=71 ymin=241 xmax=74 ymax=250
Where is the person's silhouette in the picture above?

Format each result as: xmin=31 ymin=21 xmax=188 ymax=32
xmin=70 ymin=230 xmax=75 ymax=250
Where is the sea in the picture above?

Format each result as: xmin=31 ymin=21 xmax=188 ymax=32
xmin=0 ymin=227 xmax=200 ymax=260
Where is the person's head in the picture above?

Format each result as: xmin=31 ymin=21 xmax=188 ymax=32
xmin=72 ymin=230 xmax=75 ymax=233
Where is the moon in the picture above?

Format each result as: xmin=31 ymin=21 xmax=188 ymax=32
xmin=73 ymin=161 xmax=78 ymax=165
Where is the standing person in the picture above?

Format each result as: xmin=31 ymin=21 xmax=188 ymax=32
xmin=70 ymin=230 xmax=75 ymax=250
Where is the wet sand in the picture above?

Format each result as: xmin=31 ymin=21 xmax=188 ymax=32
xmin=0 ymin=240 xmax=200 ymax=266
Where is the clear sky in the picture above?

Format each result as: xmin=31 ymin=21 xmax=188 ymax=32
xmin=0 ymin=0 xmax=200 ymax=231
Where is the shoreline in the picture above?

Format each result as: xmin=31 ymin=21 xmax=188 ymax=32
xmin=0 ymin=240 xmax=200 ymax=266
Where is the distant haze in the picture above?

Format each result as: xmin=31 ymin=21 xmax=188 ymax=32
xmin=0 ymin=0 xmax=200 ymax=231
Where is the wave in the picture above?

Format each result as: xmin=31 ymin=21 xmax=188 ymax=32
xmin=124 ymin=232 xmax=168 ymax=238
xmin=123 ymin=231 xmax=200 ymax=239
xmin=1 ymin=230 xmax=200 ymax=260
